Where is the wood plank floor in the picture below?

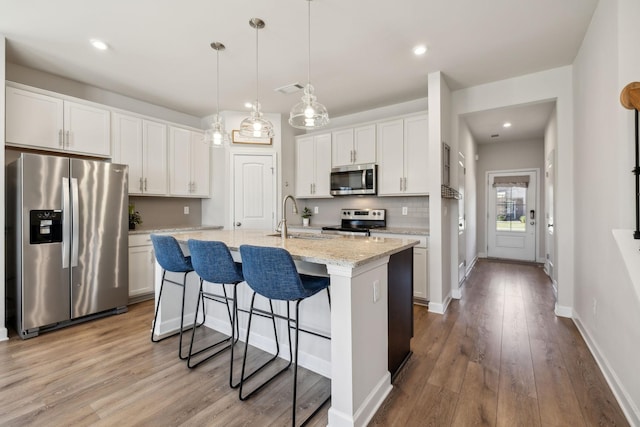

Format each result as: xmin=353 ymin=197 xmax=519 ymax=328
xmin=0 ymin=259 xmax=629 ymax=426
xmin=371 ymin=259 xmax=629 ymax=427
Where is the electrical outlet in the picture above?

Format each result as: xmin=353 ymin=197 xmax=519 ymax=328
xmin=373 ymin=280 xmax=380 ymax=303
xmin=183 ymin=206 xmax=190 ymax=215
xmin=402 ymin=206 xmax=408 ymax=215
xmin=314 ymin=206 xmax=319 ymax=214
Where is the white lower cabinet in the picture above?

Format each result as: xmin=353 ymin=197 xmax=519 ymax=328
xmin=128 ymin=234 xmax=155 ymax=300
xmin=370 ymin=232 xmax=429 ymax=303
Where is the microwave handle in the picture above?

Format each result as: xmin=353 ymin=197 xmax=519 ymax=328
xmin=362 ymin=169 xmax=367 ymax=189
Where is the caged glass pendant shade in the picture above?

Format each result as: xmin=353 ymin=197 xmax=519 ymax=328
xmin=240 ymin=18 xmax=275 ymax=139
xmin=204 ymin=42 xmax=230 ymax=147
xmin=288 ymin=0 xmax=329 ymax=130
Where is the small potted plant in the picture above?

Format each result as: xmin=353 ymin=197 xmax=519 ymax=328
xmin=128 ymin=204 xmax=142 ymax=230
xmin=301 ymin=207 xmax=312 ymax=227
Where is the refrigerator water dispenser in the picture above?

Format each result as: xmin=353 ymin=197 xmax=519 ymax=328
xmin=29 ymin=210 xmax=63 ymax=244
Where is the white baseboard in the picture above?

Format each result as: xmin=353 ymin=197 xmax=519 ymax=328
xmin=573 ymin=315 xmax=640 ymax=427
xmin=478 ymin=252 xmax=487 ymax=259
xmin=328 ymin=372 xmax=392 ymax=427
xmin=0 ymin=328 xmax=7 ymax=341
xmin=451 ymin=289 xmax=462 ymax=299
xmin=429 ymin=293 xmax=452 ymax=314
xmin=554 ymin=303 xmax=573 ymax=318
xmin=467 ymin=255 xmax=479 ymax=274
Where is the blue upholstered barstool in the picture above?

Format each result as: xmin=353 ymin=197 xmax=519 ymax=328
xmin=238 ymin=244 xmax=331 ymax=426
xmin=186 ymin=239 xmax=244 ymax=373
xmin=150 ymin=234 xmax=199 ymax=360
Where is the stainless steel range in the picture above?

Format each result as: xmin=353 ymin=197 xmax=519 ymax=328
xmin=321 ymin=209 xmax=386 ymax=236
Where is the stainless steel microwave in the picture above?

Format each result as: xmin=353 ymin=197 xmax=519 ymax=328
xmin=330 ymin=163 xmax=377 ymax=196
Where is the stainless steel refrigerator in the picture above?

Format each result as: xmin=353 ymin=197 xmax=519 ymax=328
xmin=6 ymin=153 xmax=129 ymax=338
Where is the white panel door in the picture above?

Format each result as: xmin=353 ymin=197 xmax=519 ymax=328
xmin=353 ymin=124 xmax=376 ymax=165
xmin=233 ymin=154 xmax=275 ymax=230
xmin=332 ymin=128 xmax=354 ymax=167
xmin=487 ymin=170 xmax=537 ymax=261
xmin=313 ymin=133 xmax=333 ymax=197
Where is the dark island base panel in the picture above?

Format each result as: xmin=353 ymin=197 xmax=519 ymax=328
xmin=388 ymin=247 xmax=414 ymax=382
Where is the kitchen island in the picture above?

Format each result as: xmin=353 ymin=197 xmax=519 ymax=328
xmin=152 ymin=229 xmax=418 ymax=427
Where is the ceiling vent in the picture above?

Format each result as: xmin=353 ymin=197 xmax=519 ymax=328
xmin=275 ymin=83 xmax=304 ymax=94
xmin=491 ymin=133 xmax=500 ymax=138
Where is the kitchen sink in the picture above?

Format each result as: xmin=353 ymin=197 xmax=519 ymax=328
xmin=265 ymin=232 xmax=338 ymax=240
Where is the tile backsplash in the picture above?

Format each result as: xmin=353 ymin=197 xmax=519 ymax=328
xmin=129 ymin=197 xmax=201 ymax=230
xmin=295 ymin=195 xmax=429 ymax=229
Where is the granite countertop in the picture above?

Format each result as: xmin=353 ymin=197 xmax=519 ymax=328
xmin=287 ymin=224 xmax=429 ymax=236
xmin=129 ymin=225 xmax=223 ymax=235
xmin=167 ymin=229 xmax=418 ymax=268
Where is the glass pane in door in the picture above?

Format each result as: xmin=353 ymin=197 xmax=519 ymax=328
xmin=495 ymin=186 xmax=527 ymax=232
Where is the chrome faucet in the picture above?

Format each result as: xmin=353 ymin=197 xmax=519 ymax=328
xmin=276 ymin=194 xmax=299 ymax=239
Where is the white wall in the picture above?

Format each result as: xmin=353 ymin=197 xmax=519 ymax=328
xmin=571 ymin=0 xmax=640 ymax=423
xmin=427 ymin=72 xmax=453 ymax=314
xmin=451 ymin=66 xmax=574 ymax=315
xmin=475 ymin=138 xmax=545 ymax=260
xmin=200 ymin=111 xmax=283 ymax=229
xmin=544 ymin=106 xmax=558 ymax=284
xmin=6 ymin=63 xmax=202 ymax=128
xmin=0 ymin=36 xmax=7 ymax=341
xmin=458 ymin=121 xmax=478 ymax=276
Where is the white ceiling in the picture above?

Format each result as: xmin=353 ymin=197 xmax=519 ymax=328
xmin=0 ymin=0 xmax=597 ymax=123
xmin=463 ymin=101 xmax=556 ymax=144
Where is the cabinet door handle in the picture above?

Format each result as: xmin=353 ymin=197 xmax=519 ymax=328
xmin=192 ymin=182 xmax=196 ymax=193
xmin=65 ymin=130 xmax=70 ymax=147
xmin=139 ymin=177 xmax=143 ymax=192
xmin=353 ymin=150 xmax=356 ymax=163
xmin=400 ymin=177 xmax=403 ymax=191
xmin=403 ymin=177 xmax=407 ymax=191
xmin=59 ymin=129 xmax=64 ymax=147
xmin=144 ymin=178 xmax=148 ymax=191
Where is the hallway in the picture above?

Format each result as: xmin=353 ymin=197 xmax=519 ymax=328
xmin=371 ymin=259 xmax=629 ymax=426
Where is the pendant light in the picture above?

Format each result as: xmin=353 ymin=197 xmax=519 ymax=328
xmin=239 ymin=18 xmax=275 ymax=138
xmin=289 ymin=0 xmax=329 ymax=129
xmin=204 ymin=42 xmax=230 ymax=147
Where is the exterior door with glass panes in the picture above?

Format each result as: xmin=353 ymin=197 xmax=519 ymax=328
xmin=487 ymin=170 xmax=537 ymax=261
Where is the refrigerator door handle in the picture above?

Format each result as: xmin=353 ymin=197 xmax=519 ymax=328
xmin=62 ymin=177 xmax=71 ymax=269
xmin=71 ymin=177 xmax=80 ymax=267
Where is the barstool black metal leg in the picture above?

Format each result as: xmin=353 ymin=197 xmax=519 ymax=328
xmin=150 ymin=270 xmax=167 ymax=343
xmin=178 ymin=271 xmax=189 ymax=360
xmin=239 ymin=294 xmax=291 ymax=401
xmin=187 ymin=280 xmax=236 ymax=369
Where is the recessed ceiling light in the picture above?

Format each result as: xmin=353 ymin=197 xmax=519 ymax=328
xmin=413 ymin=45 xmax=427 ymax=56
xmin=90 ymin=39 xmax=109 ymax=50
xmin=503 ymin=122 xmax=512 ymax=128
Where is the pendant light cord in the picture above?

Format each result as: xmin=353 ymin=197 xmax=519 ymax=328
xmin=216 ymin=48 xmax=220 ymax=116
xmin=307 ymin=0 xmax=311 ymax=86
xmin=255 ymin=23 xmax=259 ymax=107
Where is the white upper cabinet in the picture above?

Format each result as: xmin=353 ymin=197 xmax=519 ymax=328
xmin=377 ymin=113 xmax=429 ymax=196
xmin=332 ymin=124 xmax=376 ymax=167
xmin=6 ymin=86 xmax=110 ymax=157
xmin=112 ymin=113 xmax=168 ymax=195
xmin=168 ymin=126 xmax=210 ymax=198
xmin=296 ymin=133 xmax=332 ymax=198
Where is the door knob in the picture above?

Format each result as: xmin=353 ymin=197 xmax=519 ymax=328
xmin=235 ymin=222 xmax=241 ymax=227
